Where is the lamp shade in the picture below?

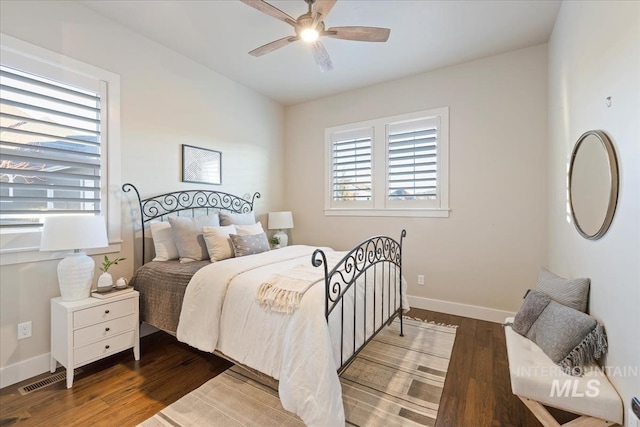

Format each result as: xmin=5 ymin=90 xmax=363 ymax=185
xmin=40 ymin=215 xmax=109 ymax=252
xmin=268 ymin=211 xmax=294 ymax=230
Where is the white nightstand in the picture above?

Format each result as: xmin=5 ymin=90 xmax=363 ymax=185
xmin=50 ymin=291 xmax=140 ymax=388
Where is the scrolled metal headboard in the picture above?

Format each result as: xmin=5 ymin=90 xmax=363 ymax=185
xmin=122 ymin=183 xmax=260 ymax=264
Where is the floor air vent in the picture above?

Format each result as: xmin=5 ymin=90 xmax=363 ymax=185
xmin=18 ymin=369 xmax=82 ymax=395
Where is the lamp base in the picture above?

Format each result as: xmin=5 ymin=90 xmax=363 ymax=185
xmin=57 ymin=252 xmax=95 ymax=301
xmin=274 ymin=230 xmax=289 ymax=247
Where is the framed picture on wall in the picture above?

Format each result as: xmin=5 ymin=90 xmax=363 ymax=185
xmin=182 ymin=144 xmax=222 ymax=185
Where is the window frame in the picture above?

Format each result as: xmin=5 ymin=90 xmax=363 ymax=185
xmin=0 ymin=34 xmax=121 ymax=265
xmin=324 ymin=107 xmax=449 ymax=218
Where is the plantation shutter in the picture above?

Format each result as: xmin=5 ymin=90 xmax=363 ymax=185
xmin=387 ymin=117 xmax=438 ymax=201
xmin=0 ymin=65 xmax=103 ymax=227
xmin=331 ymin=127 xmax=373 ymax=203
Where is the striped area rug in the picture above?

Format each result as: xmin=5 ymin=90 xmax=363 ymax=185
xmin=139 ymin=317 xmax=457 ymax=427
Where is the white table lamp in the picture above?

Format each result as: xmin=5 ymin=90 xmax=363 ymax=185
xmin=40 ymin=215 xmax=109 ymax=301
xmin=268 ymin=211 xmax=294 ymax=247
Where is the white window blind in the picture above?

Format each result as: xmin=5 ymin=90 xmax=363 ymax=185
xmin=387 ymin=118 xmax=438 ymax=201
xmin=0 ymin=65 xmax=103 ymax=228
xmin=325 ymin=107 xmax=448 ymax=217
xmin=330 ymin=128 xmax=373 ymax=203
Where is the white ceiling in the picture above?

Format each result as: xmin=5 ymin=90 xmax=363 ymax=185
xmin=80 ymin=0 xmax=561 ymax=106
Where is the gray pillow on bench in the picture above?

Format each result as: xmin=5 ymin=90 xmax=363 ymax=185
xmin=536 ymin=267 xmax=590 ymax=312
xmin=511 ymin=289 xmax=607 ymax=376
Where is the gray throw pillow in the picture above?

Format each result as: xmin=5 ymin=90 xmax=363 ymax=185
xmin=229 ymin=232 xmax=270 ymax=257
xmin=511 ymin=290 xmax=607 ymax=375
xmin=536 ymin=267 xmax=590 ymax=313
xmin=168 ymin=214 xmax=220 ymax=263
xmin=219 ymin=211 xmax=255 ymax=226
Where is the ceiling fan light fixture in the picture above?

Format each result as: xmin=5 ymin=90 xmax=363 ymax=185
xmin=242 ymin=0 xmax=390 ymax=71
xmin=301 ymin=27 xmax=319 ymax=42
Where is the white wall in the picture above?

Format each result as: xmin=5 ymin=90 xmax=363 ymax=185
xmin=284 ymin=45 xmax=548 ymax=322
xmin=0 ymin=0 xmax=284 ymax=386
xmin=548 ymin=1 xmax=640 ymax=423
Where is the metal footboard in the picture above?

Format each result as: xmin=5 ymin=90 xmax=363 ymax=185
xmin=312 ymin=229 xmax=406 ymax=373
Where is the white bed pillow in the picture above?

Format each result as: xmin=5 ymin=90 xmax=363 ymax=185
xmin=235 ymin=222 xmax=264 ymax=236
xmin=149 ymin=221 xmax=179 ymax=261
xmin=168 ymin=214 xmax=220 ymax=263
xmin=219 ymin=211 xmax=256 ymax=226
xmin=203 ymin=225 xmax=237 ymax=262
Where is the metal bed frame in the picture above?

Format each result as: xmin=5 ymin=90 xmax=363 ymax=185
xmin=122 ymin=183 xmax=405 ymax=373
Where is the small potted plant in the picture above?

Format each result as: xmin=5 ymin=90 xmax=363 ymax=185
xmin=268 ymin=236 xmax=280 ymax=249
xmin=96 ymin=255 xmax=126 ymax=292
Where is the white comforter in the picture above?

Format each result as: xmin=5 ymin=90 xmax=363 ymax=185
xmin=177 ymin=245 xmax=408 ymax=427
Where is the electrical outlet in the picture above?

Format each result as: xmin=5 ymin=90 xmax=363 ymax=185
xmin=17 ymin=321 xmax=32 ymax=340
xmin=417 ymin=275 xmax=425 ymax=286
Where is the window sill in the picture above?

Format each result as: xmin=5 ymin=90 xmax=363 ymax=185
xmin=324 ymin=208 xmax=450 ymax=218
xmin=0 ymin=242 xmax=122 ymax=266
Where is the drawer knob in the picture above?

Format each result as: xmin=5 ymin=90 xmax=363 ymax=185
xmin=105 ymin=345 xmax=110 ymax=350
xmin=105 ymin=309 xmax=110 ymax=314
xmin=105 ymin=327 xmax=110 ymax=332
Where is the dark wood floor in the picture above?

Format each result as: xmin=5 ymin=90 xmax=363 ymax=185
xmin=0 ymin=308 xmax=546 ymax=427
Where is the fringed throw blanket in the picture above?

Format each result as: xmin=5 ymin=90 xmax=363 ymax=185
xmin=257 ymin=254 xmax=342 ymax=313
xmin=508 ymin=289 xmax=607 ymax=375
xmin=257 ymin=264 xmax=322 ymax=313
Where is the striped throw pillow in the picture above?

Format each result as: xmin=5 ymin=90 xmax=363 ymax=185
xmin=536 ymin=267 xmax=590 ymax=313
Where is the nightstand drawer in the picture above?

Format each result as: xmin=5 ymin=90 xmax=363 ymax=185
xmin=74 ymin=298 xmax=136 ymax=329
xmin=74 ymin=314 xmax=137 ymax=347
xmin=74 ymin=331 xmax=136 ymax=366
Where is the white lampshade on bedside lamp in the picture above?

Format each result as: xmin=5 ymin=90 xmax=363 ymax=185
xmin=268 ymin=211 xmax=294 ymax=247
xmin=40 ymin=215 xmax=109 ymax=301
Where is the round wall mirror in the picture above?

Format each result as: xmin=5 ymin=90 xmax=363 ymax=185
xmin=568 ymin=130 xmax=619 ymax=240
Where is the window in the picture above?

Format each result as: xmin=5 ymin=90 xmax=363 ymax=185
xmin=0 ymin=66 xmax=103 ymax=226
xmin=330 ymin=127 xmax=373 ymax=207
xmin=325 ymin=108 xmax=449 ymax=217
xmin=0 ymin=34 xmax=121 ymax=264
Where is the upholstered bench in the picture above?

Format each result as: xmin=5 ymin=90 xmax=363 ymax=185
xmin=504 ymin=317 xmax=623 ymax=427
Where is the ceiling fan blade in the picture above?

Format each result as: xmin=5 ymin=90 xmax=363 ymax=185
xmin=312 ymin=0 xmax=337 ymax=26
xmin=311 ymin=41 xmax=333 ymax=72
xmin=240 ymin=0 xmax=297 ymax=27
xmin=324 ymin=26 xmax=391 ymax=42
xmin=249 ymin=36 xmax=299 ymax=57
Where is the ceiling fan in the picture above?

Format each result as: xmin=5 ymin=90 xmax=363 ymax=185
xmin=240 ymin=0 xmax=391 ymax=72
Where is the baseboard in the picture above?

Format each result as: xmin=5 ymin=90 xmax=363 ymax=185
xmin=0 ymin=326 xmax=159 ymax=389
xmin=407 ymin=295 xmax=515 ymax=324
xmin=0 ymin=352 xmax=51 ymax=389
